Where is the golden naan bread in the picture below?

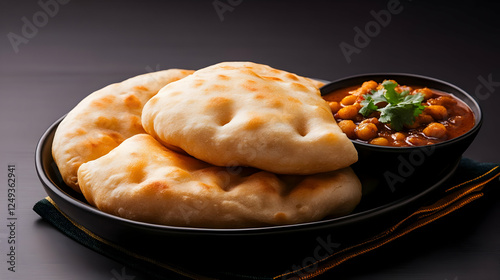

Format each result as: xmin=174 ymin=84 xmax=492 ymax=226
xmin=142 ymin=62 xmax=357 ymax=175
xmin=52 ymin=69 xmax=194 ymax=192
xmin=78 ymin=134 xmax=362 ymax=228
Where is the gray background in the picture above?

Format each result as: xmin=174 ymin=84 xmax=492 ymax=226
xmin=1 ymin=0 xmax=499 ymax=279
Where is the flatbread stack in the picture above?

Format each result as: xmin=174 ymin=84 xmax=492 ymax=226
xmin=53 ymin=62 xmax=361 ymax=228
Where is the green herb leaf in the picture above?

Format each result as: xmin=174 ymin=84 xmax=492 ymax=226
xmin=359 ymin=88 xmax=386 ymax=116
xmin=381 ymin=80 xmax=400 ymax=104
xmin=378 ymin=103 xmax=420 ymax=131
xmin=359 ymin=99 xmax=378 ymax=116
xmin=369 ymin=88 xmax=387 ymax=104
xmin=358 ymin=81 xmax=426 ymax=131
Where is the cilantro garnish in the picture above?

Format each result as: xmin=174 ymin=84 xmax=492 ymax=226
xmin=359 ymin=81 xmax=426 ymax=131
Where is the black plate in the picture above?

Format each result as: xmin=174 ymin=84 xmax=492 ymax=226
xmin=36 ymin=116 xmax=460 ymax=238
xmin=38 ymin=76 xmax=478 ymax=272
xmin=36 ymin=116 xmax=463 ymax=272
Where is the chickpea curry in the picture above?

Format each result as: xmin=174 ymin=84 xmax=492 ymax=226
xmin=323 ymin=80 xmax=475 ymax=147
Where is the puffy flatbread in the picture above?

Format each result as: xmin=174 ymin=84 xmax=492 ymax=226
xmin=52 ymin=69 xmax=194 ymax=192
xmin=142 ymin=62 xmax=357 ymax=175
xmin=78 ymin=134 xmax=362 ymax=228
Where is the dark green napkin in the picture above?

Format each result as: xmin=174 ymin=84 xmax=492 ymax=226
xmin=33 ymin=158 xmax=499 ymax=280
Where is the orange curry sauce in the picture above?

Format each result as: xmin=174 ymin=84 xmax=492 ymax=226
xmin=322 ymin=81 xmax=475 ymax=147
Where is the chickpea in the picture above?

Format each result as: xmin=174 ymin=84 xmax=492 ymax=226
xmin=428 ymin=96 xmax=456 ymax=107
xmin=360 ymin=80 xmax=378 ymax=94
xmin=423 ymin=122 xmax=447 ymax=139
xmin=416 ymin=87 xmax=433 ymax=100
xmin=406 ymin=135 xmax=428 ymax=146
xmin=355 ymin=123 xmax=378 ymax=141
xmin=392 ymin=132 xmax=406 ymax=141
xmin=329 ymin=101 xmax=341 ymax=114
xmin=370 ymin=137 xmax=389 ymax=146
xmin=335 ymin=104 xmax=360 ymax=120
xmin=361 ymin=117 xmax=379 ymax=125
xmin=338 ymin=120 xmax=356 ymax=139
xmin=350 ymin=80 xmax=378 ymax=96
xmin=424 ymin=105 xmax=448 ymax=120
xmin=340 ymin=94 xmax=358 ymax=106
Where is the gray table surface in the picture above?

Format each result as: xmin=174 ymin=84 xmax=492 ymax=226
xmin=1 ymin=0 xmax=499 ymax=279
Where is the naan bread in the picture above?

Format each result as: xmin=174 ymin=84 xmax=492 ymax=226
xmin=52 ymin=69 xmax=194 ymax=192
xmin=78 ymin=134 xmax=362 ymax=228
xmin=142 ymin=62 xmax=357 ymax=175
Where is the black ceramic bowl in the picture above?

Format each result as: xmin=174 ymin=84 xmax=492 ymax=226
xmin=320 ymin=73 xmax=483 ymax=202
